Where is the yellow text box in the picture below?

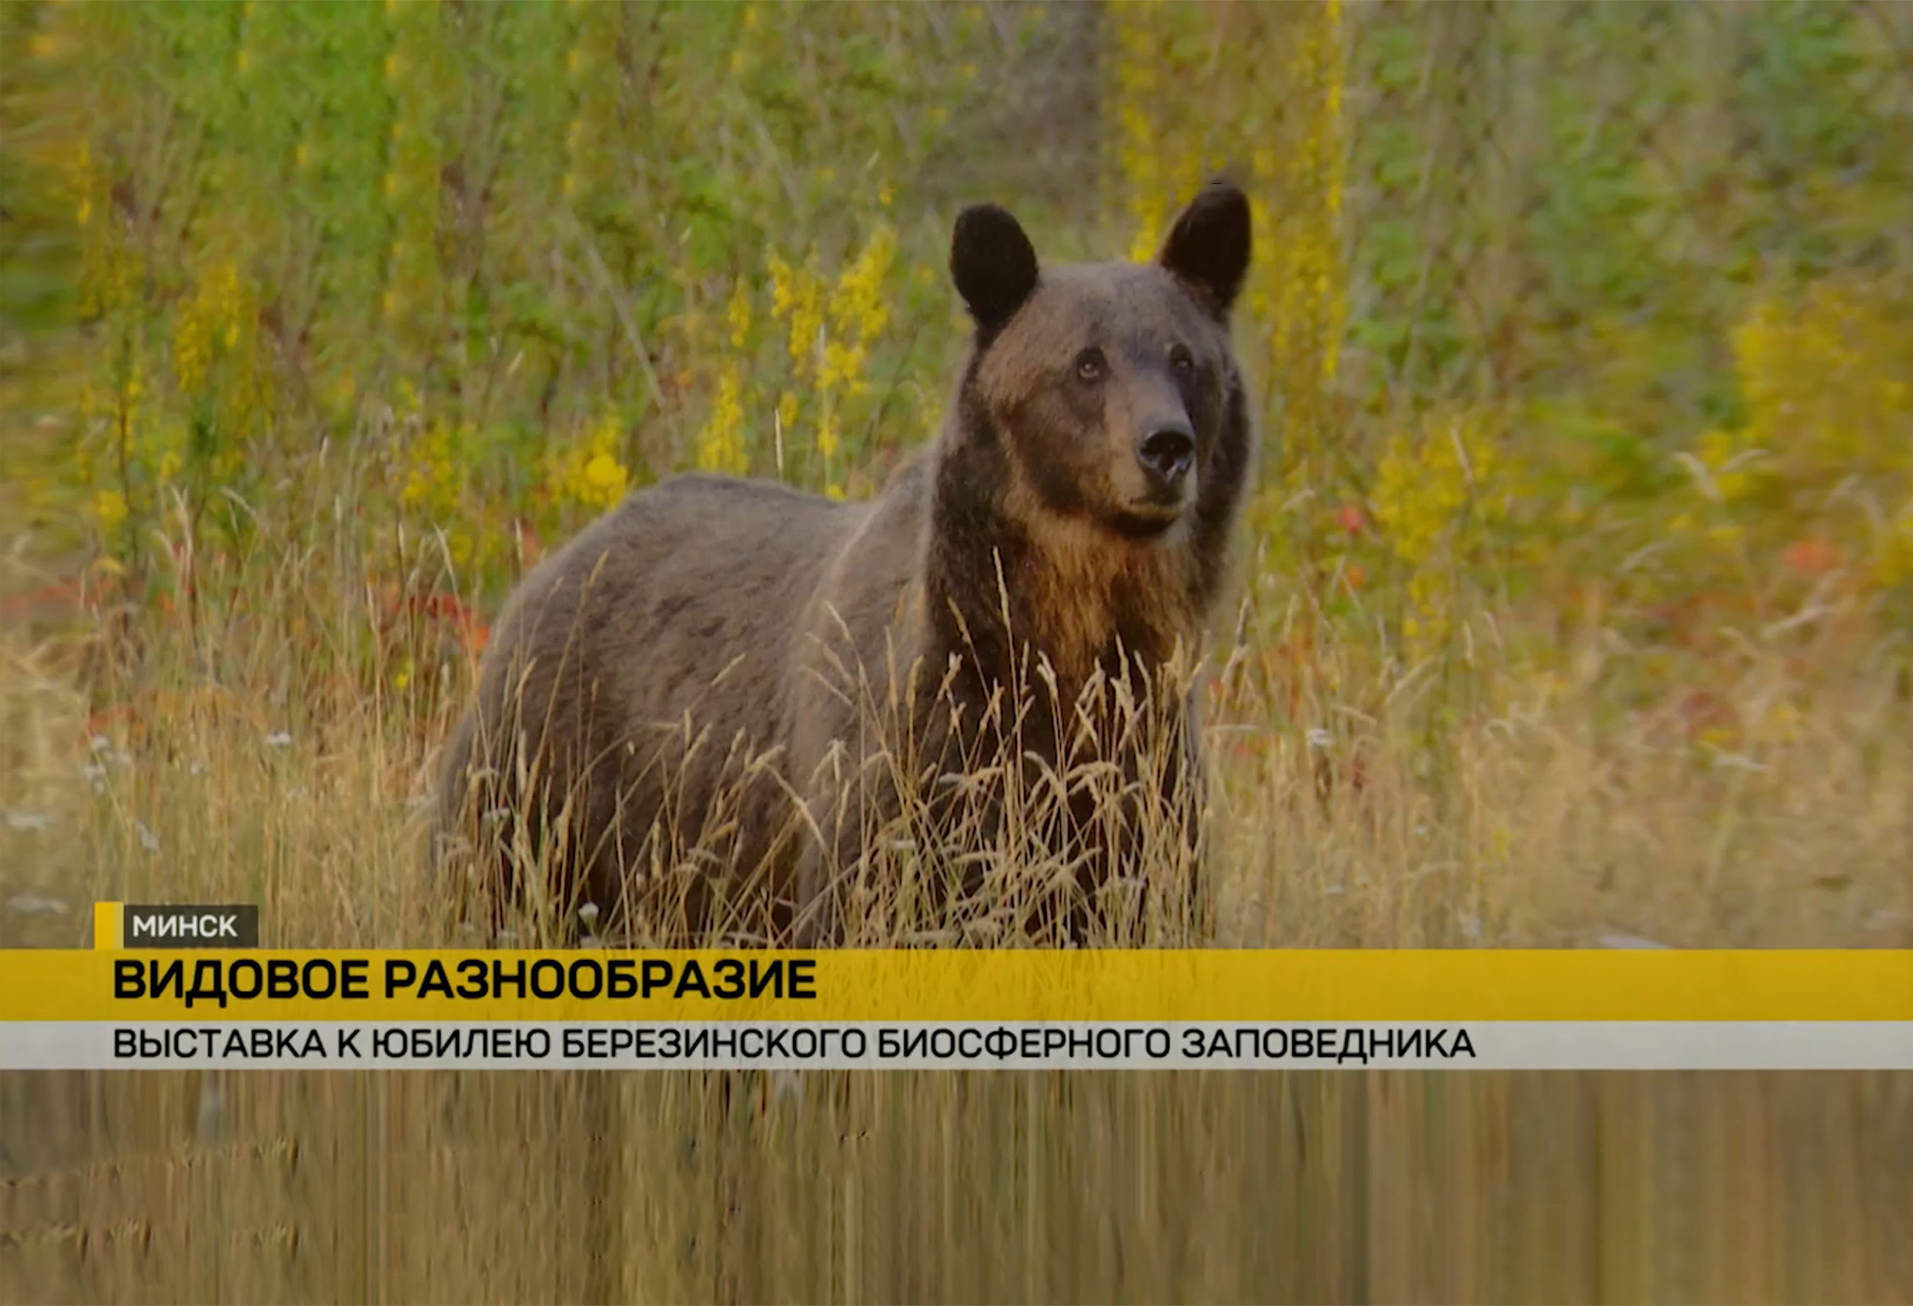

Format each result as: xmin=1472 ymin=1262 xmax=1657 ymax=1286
xmin=4 ymin=949 xmax=1913 ymax=1024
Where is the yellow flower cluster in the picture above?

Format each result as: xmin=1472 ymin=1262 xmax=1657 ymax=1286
xmin=695 ymin=365 xmax=749 ymax=476
xmin=1106 ymin=3 xmax=1348 ymax=548
xmin=168 ymin=258 xmax=271 ymax=461
xmin=727 ymin=276 xmax=752 ymax=350
xmin=92 ymin=488 xmax=130 ymax=532
xmin=173 ymin=261 xmax=247 ymax=396
xmin=547 ymin=412 xmax=631 ymax=513
xmin=1247 ymin=4 xmax=1348 ymax=518
xmin=769 ymin=250 xmax=824 ymax=384
xmin=1699 ymin=276 xmax=1913 ymax=590
xmin=822 ymin=224 xmax=895 ymax=396
xmin=683 ymin=276 xmax=760 ymax=477
xmin=380 ymin=385 xmax=485 ymax=572
xmin=400 ymin=419 xmax=464 ymax=519
xmin=766 ymin=223 xmax=897 ymax=472
xmin=1370 ymin=406 xmax=1509 ymax=655
xmin=1733 ymin=282 xmax=1909 ymax=469
xmin=80 ymin=358 xmax=156 ymax=536
xmin=1108 ymin=1 xmax=1207 ymax=265
xmin=1373 ymin=410 xmax=1500 ymax=568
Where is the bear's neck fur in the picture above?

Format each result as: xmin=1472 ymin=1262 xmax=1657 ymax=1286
xmin=917 ymin=370 xmax=1207 ymax=724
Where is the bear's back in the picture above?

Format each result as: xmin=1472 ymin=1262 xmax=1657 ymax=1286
xmin=487 ymin=472 xmax=865 ymax=735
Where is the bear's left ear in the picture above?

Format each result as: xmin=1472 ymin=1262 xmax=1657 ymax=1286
xmin=1157 ymin=179 xmax=1252 ymax=321
xmin=951 ymin=203 xmax=1040 ymax=339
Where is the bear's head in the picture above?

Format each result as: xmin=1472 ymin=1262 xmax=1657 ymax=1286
xmin=949 ymin=180 xmax=1252 ymax=542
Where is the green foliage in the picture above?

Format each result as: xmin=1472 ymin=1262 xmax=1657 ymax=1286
xmin=25 ymin=2 xmax=1025 ymax=579
xmin=6 ymin=0 xmax=1912 ymax=724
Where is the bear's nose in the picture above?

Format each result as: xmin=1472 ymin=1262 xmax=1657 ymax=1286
xmin=1137 ymin=426 xmax=1196 ymax=487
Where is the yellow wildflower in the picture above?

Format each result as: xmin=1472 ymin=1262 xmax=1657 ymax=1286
xmin=547 ymin=413 xmax=631 ymax=513
xmin=727 ymin=277 xmax=752 ymax=350
xmin=92 ymin=488 xmax=129 ymax=531
xmin=583 ymin=452 xmax=627 ymax=504
xmin=696 ymin=366 xmax=749 ymax=476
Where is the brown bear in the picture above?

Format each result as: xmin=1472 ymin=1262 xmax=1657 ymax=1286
xmin=432 ymin=179 xmax=1256 ymax=949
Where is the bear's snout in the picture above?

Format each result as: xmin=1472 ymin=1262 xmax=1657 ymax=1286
xmin=1137 ymin=423 xmax=1196 ymax=496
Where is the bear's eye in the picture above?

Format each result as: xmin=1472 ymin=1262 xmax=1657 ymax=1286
xmin=1170 ymin=345 xmax=1196 ymax=376
xmin=1074 ymin=348 xmax=1106 ymax=384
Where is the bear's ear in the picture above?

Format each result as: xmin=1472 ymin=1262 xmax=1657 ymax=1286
xmin=951 ymin=203 xmax=1040 ymax=337
xmin=1157 ymin=179 xmax=1252 ymax=320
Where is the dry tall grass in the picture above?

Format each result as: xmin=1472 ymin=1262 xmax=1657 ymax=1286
xmin=4 ymin=507 xmax=1912 ymax=1303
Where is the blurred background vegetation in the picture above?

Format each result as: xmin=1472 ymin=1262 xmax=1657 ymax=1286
xmin=5 ymin=0 xmax=1909 ymax=731
xmin=4 ymin=4 xmax=1913 ymax=1301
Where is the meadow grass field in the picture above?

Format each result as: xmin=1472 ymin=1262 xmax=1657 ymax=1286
xmin=4 ymin=1 xmax=1913 ymax=1301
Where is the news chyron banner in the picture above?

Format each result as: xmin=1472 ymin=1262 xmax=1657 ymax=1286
xmin=0 ymin=902 xmax=1911 ymax=1072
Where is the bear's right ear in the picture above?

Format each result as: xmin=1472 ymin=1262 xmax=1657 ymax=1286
xmin=951 ymin=203 xmax=1039 ymax=338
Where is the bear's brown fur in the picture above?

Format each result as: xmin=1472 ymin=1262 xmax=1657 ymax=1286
xmin=433 ymin=180 xmax=1257 ymax=947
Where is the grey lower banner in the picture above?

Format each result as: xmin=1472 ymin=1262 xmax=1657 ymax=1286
xmin=7 ymin=1022 xmax=1913 ymax=1071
